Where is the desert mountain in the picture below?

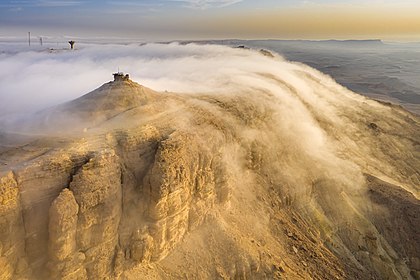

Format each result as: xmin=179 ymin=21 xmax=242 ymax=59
xmin=17 ymin=75 xmax=159 ymax=133
xmin=0 ymin=63 xmax=419 ymax=279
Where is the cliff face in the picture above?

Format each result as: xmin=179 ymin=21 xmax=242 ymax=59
xmin=0 ymin=126 xmax=230 ymax=279
xmin=0 ymin=76 xmax=419 ymax=279
xmin=0 ymin=172 xmax=25 ymax=280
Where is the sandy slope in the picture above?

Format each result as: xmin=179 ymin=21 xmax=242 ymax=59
xmin=0 ymin=64 xmax=419 ymax=279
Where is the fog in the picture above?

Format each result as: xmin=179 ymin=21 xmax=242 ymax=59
xmin=0 ymin=42 xmax=417 ymax=198
xmin=0 ymin=41 xmax=378 ymax=116
xmin=0 ymin=42 xmax=281 ymax=116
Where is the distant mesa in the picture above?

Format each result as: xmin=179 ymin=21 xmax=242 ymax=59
xmin=259 ymin=49 xmax=274 ymax=58
xmin=235 ymin=45 xmax=250 ymax=49
xmin=234 ymin=45 xmax=274 ymax=58
xmin=324 ymin=39 xmax=384 ymax=45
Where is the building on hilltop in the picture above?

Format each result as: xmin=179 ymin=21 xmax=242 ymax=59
xmin=113 ymin=72 xmax=130 ymax=82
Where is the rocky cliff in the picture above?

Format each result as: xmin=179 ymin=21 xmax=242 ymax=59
xmin=0 ymin=74 xmax=419 ymax=279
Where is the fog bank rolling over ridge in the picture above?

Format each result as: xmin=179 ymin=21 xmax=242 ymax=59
xmin=0 ymin=40 xmax=419 ymax=120
xmin=196 ymin=39 xmax=420 ymax=114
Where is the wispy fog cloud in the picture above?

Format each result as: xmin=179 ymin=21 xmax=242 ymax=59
xmin=0 ymin=42 xmax=290 ymax=116
xmin=0 ymin=41 xmax=367 ymax=118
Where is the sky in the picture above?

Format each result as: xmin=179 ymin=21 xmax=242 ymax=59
xmin=0 ymin=0 xmax=420 ymax=41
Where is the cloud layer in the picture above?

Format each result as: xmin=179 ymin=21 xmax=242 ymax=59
xmin=0 ymin=42 xmax=281 ymax=116
xmin=0 ymin=41 xmax=366 ymax=117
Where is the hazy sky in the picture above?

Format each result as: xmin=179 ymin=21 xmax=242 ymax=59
xmin=1 ymin=0 xmax=420 ymax=40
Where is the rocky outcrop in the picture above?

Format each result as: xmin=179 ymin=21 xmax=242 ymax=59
xmin=48 ymin=150 xmax=123 ymax=279
xmin=142 ymin=131 xmax=223 ymax=261
xmin=0 ymin=172 xmax=26 ymax=279
xmin=70 ymin=150 xmax=122 ymax=278
xmin=0 ymin=127 xmax=229 ymax=279
xmin=48 ymin=188 xmax=86 ymax=279
xmin=49 ymin=189 xmax=79 ymax=262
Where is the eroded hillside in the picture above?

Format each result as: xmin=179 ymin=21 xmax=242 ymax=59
xmin=0 ymin=55 xmax=419 ymax=279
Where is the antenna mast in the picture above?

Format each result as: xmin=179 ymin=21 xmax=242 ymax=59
xmin=28 ymin=32 xmax=31 ymax=46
